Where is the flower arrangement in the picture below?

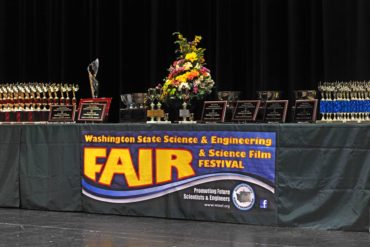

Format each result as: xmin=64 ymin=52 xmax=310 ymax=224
xmin=159 ymin=32 xmax=215 ymax=103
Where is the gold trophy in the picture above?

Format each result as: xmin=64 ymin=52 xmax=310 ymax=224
xmin=6 ymin=84 xmax=14 ymax=111
xmin=0 ymin=86 xmax=3 ymax=111
xmin=52 ymin=83 xmax=59 ymax=105
xmin=59 ymin=84 xmax=66 ymax=105
xmin=72 ymin=84 xmax=79 ymax=105
xmin=35 ymin=84 xmax=43 ymax=111
xmin=24 ymin=83 xmax=31 ymax=111
xmin=17 ymin=84 xmax=25 ymax=111
xmin=41 ymin=83 xmax=49 ymax=110
xmin=65 ymin=84 xmax=72 ymax=105
xmin=29 ymin=83 xmax=37 ymax=111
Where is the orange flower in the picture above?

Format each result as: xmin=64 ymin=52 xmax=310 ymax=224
xmin=187 ymin=70 xmax=200 ymax=80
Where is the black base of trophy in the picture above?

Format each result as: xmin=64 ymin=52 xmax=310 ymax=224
xmin=119 ymin=108 xmax=147 ymax=123
xmin=0 ymin=112 xmax=5 ymax=122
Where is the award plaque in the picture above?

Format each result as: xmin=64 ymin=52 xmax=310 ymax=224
xmin=78 ymin=98 xmax=112 ymax=120
xmin=78 ymin=102 xmax=106 ymax=122
xmin=49 ymin=105 xmax=76 ymax=122
xmin=293 ymin=99 xmax=318 ymax=122
xmin=263 ymin=100 xmax=288 ymax=123
xmin=232 ymin=100 xmax=261 ymax=122
xmin=201 ymin=101 xmax=227 ymax=123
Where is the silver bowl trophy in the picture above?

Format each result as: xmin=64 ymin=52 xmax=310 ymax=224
xmin=120 ymin=93 xmax=146 ymax=109
xmin=179 ymin=88 xmax=196 ymax=124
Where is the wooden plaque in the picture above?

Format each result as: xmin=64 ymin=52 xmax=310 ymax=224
xmin=201 ymin=101 xmax=227 ymax=122
xmin=263 ymin=100 xmax=288 ymax=123
xmin=78 ymin=102 xmax=106 ymax=122
xmin=293 ymin=99 xmax=318 ymax=122
xmin=232 ymin=100 xmax=261 ymax=122
xmin=78 ymin=98 xmax=112 ymax=120
xmin=49 ymin=105 xmax=76 ymax=122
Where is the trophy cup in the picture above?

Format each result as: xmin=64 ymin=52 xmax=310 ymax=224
xmin=179 ymin=87 xmax=196 ymax=124
xmin=121 ymin=94 xmax=134 ymax=109
xmin=16 ymin=84 xmax=25 ymax=111
xmin=72 ymin=84 xmax=79 ymax=105
xmin=146 ymin=88 xmax=168 ymax=123
xmin=59 ymin=84 xmax=66 ymax=105
xmin=29 ymin=83 xmax=37 ymax=111
xmin=88 ymin=58 xmax=99 ymax=98
xmin=146 ymin=88 xmax=157 ymax=123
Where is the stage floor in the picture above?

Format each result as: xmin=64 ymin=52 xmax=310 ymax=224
xmin=0 ymin=209 xmax=368 ymax=247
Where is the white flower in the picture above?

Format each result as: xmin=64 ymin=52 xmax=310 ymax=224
xmin=183 ymin=62 xmax=193 ymax=70
xmin=178 ymin=82 xmax=191 ymax=91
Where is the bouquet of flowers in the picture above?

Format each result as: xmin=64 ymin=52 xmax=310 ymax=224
xmin=159 ymin=32 xmax=215 ymax=103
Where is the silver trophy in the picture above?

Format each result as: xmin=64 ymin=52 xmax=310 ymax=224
xmin=88 ymin=58 xmax=99 ymax=98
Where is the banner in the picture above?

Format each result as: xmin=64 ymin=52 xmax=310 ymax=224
xmin=81 ymin=130 xmax=276 ymax=225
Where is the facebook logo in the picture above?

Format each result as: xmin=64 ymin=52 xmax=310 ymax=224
xmin=260 ymin=199 xmax=268 ymax=209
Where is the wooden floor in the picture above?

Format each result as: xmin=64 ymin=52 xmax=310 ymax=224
xmin=0 ymin=208 xmax=368 ymax=247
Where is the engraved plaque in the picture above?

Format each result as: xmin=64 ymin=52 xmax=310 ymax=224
xmin=201 ymin=101 xmax=227 ymax=122
xmin=293 ymin=99 xmax=318 ymax=122
xmin=49 ymin=105 xmax=76 ymax=122
xmin=232 ymin=100 xmax=261 ymax=122
xmin=78 ymin=103 xmax=106 ymax=122
xmin=263 ymin=100 xmax=288 ymax=123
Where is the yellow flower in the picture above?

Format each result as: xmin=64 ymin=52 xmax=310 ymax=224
xmin=176 ymin=73 xmax=189 ymax=83
xmin=185 ymin=52 xmax=197 ymax=62
xmin=194 ymin=35 xmax=202 ymax=43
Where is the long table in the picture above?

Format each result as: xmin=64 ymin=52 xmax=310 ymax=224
xmin=0 ymin=123 xmax=369 ymax=231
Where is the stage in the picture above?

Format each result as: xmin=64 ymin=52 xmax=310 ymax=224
xmin=0 ymin=123 xmax=369 ymax=231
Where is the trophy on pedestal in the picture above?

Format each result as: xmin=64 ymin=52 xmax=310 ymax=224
xmin=59 ymin=84 xmax=66 ymax=105
xmin=179 ymin=87 xmax=196 ymax=124
xmin=146 ymin=88 xmax=169 ymax=124
xmin=65 ymin=84 xmax=72 ymax=105
xmin=72 ymin=84 xmax=79 ymax=105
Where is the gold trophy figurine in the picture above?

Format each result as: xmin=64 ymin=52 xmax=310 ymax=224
xmin=59 ymin=84 xmax=66 ymax=105
xmin=29 ymin=83 xmax=37 ymax=110
xmin=65 ymin=83 xmax=72 ymax=105
xmin=52 ymin=83 xmax=59 ymax=105
xmin=0 ymin=86 xmax=3 ymax=111
xmin=35 ymin=84 xmax=43 ymax=110
xmin=17 ymin=84 xmax=25 ymax=111
xmin=6 ymin=84 xmax=15 ymax=111
xmin=41 ymin=83 xmax=48 ymax=110
xmin=24 ymin=83 xmax=31 ymax=111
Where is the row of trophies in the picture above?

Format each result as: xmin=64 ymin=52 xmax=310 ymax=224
xmin=0 ymin=82 xmax=79 ymax=122
xmin=318 ymin=81 xmax=370 ymax=122
xmin=120 ymin=89 xmax=319 ymax=124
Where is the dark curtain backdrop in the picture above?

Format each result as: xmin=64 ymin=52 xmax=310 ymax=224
xmin=1 ymin=0 xmax=370 ymax=122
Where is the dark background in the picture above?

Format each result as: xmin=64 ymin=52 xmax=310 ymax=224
xmin=1 ymin=0 xmax=370 ymax=122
